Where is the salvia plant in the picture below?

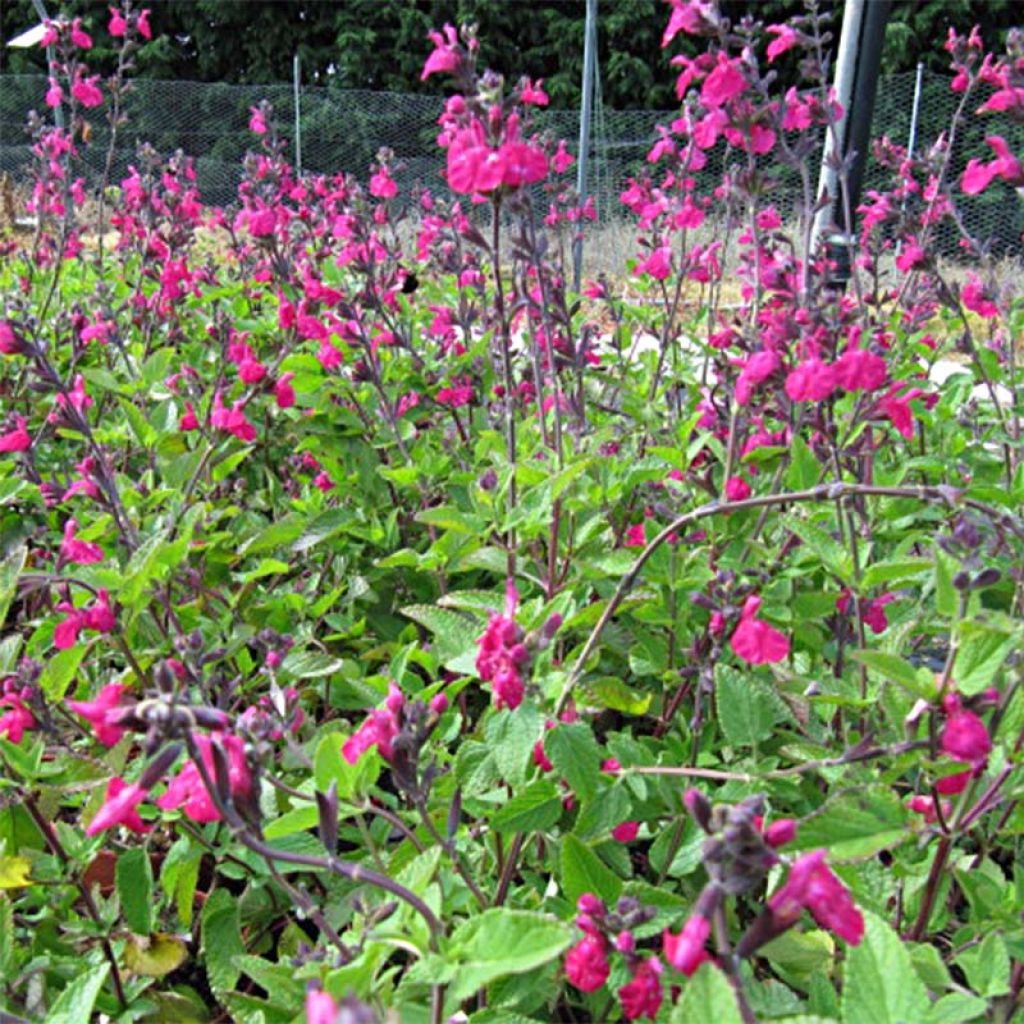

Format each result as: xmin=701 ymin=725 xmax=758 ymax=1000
xmin=1 ymin=1 xmax=1024 ymax=1022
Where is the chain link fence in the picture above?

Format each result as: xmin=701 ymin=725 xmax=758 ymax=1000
xmin=1 ymin=70 xmax=1022 ymax=254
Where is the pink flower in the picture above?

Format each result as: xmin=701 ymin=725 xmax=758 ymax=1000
xmin=137 ymin=9 xmax=152 ymax=39
xmin=662 ymin=0 xmax=715 ymax=46
xmin=618 ymin=957 xmax=664 ymax=1021
xmin=108 ymin=7 xmax=127 ymax=36
xmin=0 ymin=684 xmax=36 ymax=744
xmin=520 ymin=78 xmax=549 ymax=106
xmin=54 ymin=589 xmax=116 ymax=649
xmin=342 ymin=683 xmax=404 ymax=764
xmin=907 ymin=794 xmax=951 ymax=824
xmin=46 ymin=78 xmax=64 ymax=108
xmin=476 ymin=580 xmax=528 ymax=711
xmin=86 ymin=778 xmax=149 ymax=835
xmin=305 ymin=988 xmax=337 ymax=1024
xmin=564 ymin=935 xmax=610 ymax=992
xmin=436 ymin=385 xmax=474 ymax=408
xmin=835 ymin=348 xmax=887 ymax=392
xmin=724 ymin=476 xmax=751 ymax=502
xmin=275 ymin=373 xmax=296 ymax=409
xmin=624 ymin=522 xmax=647 ymax=548
xmin=421 ymin=23 xmax=460 ymax=80
xmin=71 ymin=73 xmax=103 ymax=108
xmin=635 ymin=245 xmax=673 ymax=281
xmin=0 ymin=322 xmax=23 ymax=355
xmin=179 ymin=402 xmax=200 ymax=431
xmin=735 ymin=350 xmax=781 ymax=406
xmin=763 ymin=818 xmax=798 ymax=848
xmin=156 ymin=735 xmax=251 ymax=823
xmin=730 ymin=594 xmax=790 ymax=665
xmin=0 ymin=417 xmax=31 ymax=453
xmin=663 ymin=914 xmax=711 ymax=976
xmin=211 ymin=391 xmax=257 ymax=442
xmin=785 ymin=358 xmax=837 ymax=403
xmin=612 ymin=820 xmax=640 ymax=842
xmin=768 ymin=849 xmax=864 ymax=944
xmin=69 ymin=18 xmax=93 ymax=48
xmin=962 ymin=274 xmax=999 ymax=318
xmin=60 ymin=517 xmax=104 ymax=564
xmin=701 ymin=53 xmax=747 ymax=109
xmin=876 ymin=383 xmax=923 ymax=440
xmin=941 ymin=707 xmax=991 ymax=766
xmin=248 ymin=107 xmax=268 ymax=135
xmin=370 ymin=169 xmax=397 ymax=199
xmin=67 ymin=682 xmax=129 ymax=747
xmin=895 ymin=240 xmax=926 ymax=273
xmin=766 ymin=24 xmax=798 ymax=62
xmin=962 ymin=135 xmax=1024 ymax=194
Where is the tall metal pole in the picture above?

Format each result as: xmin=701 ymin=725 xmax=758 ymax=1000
xmin=907 ymin=61 xmax=924 ymax=159
xmin=573 ymin=0 xmax=597 ymax=293
xmin=293 ymin=52 xmax=302 ymax=174
xmin=811 ymin=0 xmax=890 ymax=286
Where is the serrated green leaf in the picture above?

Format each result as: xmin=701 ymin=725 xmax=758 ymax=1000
xmin=46 ymin=964 xmax=110 ymax=1024
xmin=861 ymin=558 xmax=932 ymax=589
xmin=116 ymin=847 xmax=153 ymax=935
xmin=313 ymin=731 xmax=377 ymax=800
xmin=491 ymin=780 xmax=562 ymax=834
xmin=794 ymin=791 xmax=908 ymax=859
xmin=39 ymin=645 xmax=85 ymax=701
xmin=401 ymin=603 xmax=481 ymax=673
xmin=924 ymin=993 xmax=987 ymax=1024
xmin=841 ymin=911 xmax=929 ymax=1024
xmin=850 ymin=650 xmax=938 ymax=700
xmin=0 ymin=544 xmax=26 ymax=629
xmin=583 ymin=676 xmax=652 ymax=715
xmin=955 ymin=931 xmax=1011 ymax=997
xmin=670 ymin=962 xmax=743 ymax=1024
xmin=486 ymin=703 xmax=544 ymax=786
xmin=955 ymin=622 xmax=1018 ymax=695
xmin=716 ymin=666 xmax=784 ymax=748
xmin=545 ymin=722 xmax=602 ymax=803
xmin=211 ymin=446 xmax=252 ymax=483
xmin=561 ymin=833 xmax=622 ymax=905
xmin=292 ymin=509 xmax=353 ymax=552
xmin=201 ymin=888 xmax=245 ymax=996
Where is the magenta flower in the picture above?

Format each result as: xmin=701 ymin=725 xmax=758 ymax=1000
xmin=834 ymin=348 xmax=887 ymax=392
xmin=71 ymin=73 xmax=103 ymax=108
xmin=274 ymin=373 xmax=296 ymax=409
xmin=211 ymin=391 xmax=257 ymax=442
xmin=618 ymin=956 xmax=664 ymax=1021
xmin=157 ymin=734 xmax=252 ymax=824
xmin=724 ymin=476 xmax=751 ymax=502
xmin=766 ymin=24 xmax=799 ymax=62
xmin=108 ymin=7 xmax=127 ymax=37
xmin=564 ymin=935 xmax=610 ymax=992
xmin=735 ymin=350 xmax=781 ymax=407
xmin=0 ymin=417 xmax=31 ymax=453
xmin=369 ymin=169 xmax=398 ymax=199
xmin=179 ymin=402 xmax=200 ymax=431
xmin=768 ymin=849 xmax=864 ymax=944
xmin=137 ymin=9 xmax=151 ymax=39
xmin=67 ymin=682 xmax=129 ymax=747
xmin=730 ymin=595 xmax=790 ymax=665
xmin=248 ymin=107 xmax=268 ymax=135
xmin=342 ymin=683 xmax=404 ymax=765
xmin=701 ymin=53 xmax=747 ymax=109
xmin=941 ymin=705 xmax=991 ymax=766
xmin=421 ymin=23 xmax=460 ymax=80
xmin=305 ymin=988 xmax=337 ymax=1024
xmin=69 ymin=18 xmax=93 ymax=48
xmin=635 ymin=245 xmax=673 ymax=281
xmin=54 ymin=589 xmax=116 ymax=650
xmin=86 ymin=778 xmax=149 ymax=835
xmin=0 ymin=683 xmax=36 ymax=744
xmin=961 ymin=275 xmax=999 ymax=318
xmin=436 ymin=384 xmax=474 ymax=408
xmin=962 ymin=136 xmax=1024 ymax=194
xmin=624 ymin=523 xmax=647 ymax=548
xmin=612 ymin=820 xmax=640 ymax=842
xmin=476 ymin=580 xmax=529 ymax=711
xmin=661 ymin=0 xmax=715 ymax=47
xmin=663 ymin=914 xmax=711 ymax=976
xmin=785 ymin=358 xmax=837 ymax=403
xmin=45 ymin=78 xmax=64 ymax=108
xmin=60 ymin=518 xmax=104 ymax=565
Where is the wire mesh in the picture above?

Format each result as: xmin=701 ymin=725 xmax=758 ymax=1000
xmin=1 ymin=70 xmax=1022 ymax=254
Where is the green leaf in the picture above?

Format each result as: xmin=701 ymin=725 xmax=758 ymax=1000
xmin=490 ymin=780 xmax=563 ymax=834
xmin=0 ymin=895 xmax=13 ymax=976
xmin=0 ymin=544 xmax=26 ymax=629
xmin=313 ymin=732 xmax=378 ymax=800
xmin=794 ymin=791 xmax=908 ymax=859
xmin=786 ymin=436 xmax=821 ymax=491
xmin=955 ymin=622 xmax=1018 ymax=695
xmin=292 ymin=508 xmax=353 ymax=552
xmin=46 ymin=964 xmax=110 ymax=1024
xmin=116 ymin=847 xmax=153 ymax=935
xmin=789 ymin=519 xmax=853 ymax=583
xmin=861 ymin=558 xmax=932 ymax=589
xmin=955 ymin=931 xmax=1011 ymax=997
xmin=669 ymin=962 xmax=743 ymax=1024
xmin=924 ymin=993 xmax=987 ymax=1024
xmin=401 ymin=604 xmax=481 ymax=673
xmin=120 ymin=528 xmax=167 ymax=608
xmin=841 ymin=911 xmax=929 ymax=1024
xmin=561 ymin=833 xmax=622 ymax=906
xmin=716 ymin=666 xmax=784 ymax=748
xmin=486 ymin=703 xmax=544 ymax=786
xmin=933 ymin=547 xmax=958 ymax=619
xmin=123 ymin=933 xmax=189 ymax=977
xmin=201 ymin=887 xmax=245 ymax=996
xmin=440 ymin=908 xmax=572 ymax=1002
xmin=545 ymin=722 xmax=602 ymax=803
xmin=39 ymin=645 xmax=85 ymax=701
xmin=583 ymin=676 xmax=652 ymax=715
xmin=850 ymin=650 xmax=938 ymax=701
xmin=211 ymin=446 xmax=252 ymax=483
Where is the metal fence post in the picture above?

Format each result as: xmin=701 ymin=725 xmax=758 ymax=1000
xmin=293 ymin=52 xmax=302 ymax=174
xmin=907 ymin=61 xmax=924 ymax=159
xmin=573 ymin=0 xmax=597 ymax=294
